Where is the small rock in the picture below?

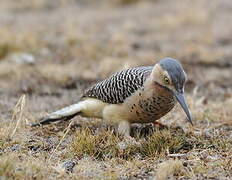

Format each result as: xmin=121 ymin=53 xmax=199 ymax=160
xmin=118 ymin=141 xmax=128 ymax=150
xmin=10 ymin=144 xmax=20 ymax=151
xmin=62 ymin=159 xmax=77 ymax=173
xmin=9 ymin=53 xmax=35 ymax=65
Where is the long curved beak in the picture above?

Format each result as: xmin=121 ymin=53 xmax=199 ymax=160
xmin=174 ymin=92 xmax=193 ymax=125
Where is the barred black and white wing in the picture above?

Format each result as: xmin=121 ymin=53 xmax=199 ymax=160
xmin=82 ymin=66 xmax=153 ymax=104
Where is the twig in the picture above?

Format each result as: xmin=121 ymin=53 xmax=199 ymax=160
xmin=48 ymin=121 xmax=73 ymax=162
xmin=10 ymin=94 xmax=26 ymax=138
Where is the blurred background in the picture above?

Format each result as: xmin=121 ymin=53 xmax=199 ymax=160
xmin=0 ymin=0 xmax=231 ymax=120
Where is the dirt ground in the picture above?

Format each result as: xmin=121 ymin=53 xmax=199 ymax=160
xmin=0 ymin=0 xmax=232 ymax=179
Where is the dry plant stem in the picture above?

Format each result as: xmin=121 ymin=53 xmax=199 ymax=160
xmin=48 ymin=121 xmax=73 ymax=162
xmin=10 ymin=94 xmax=26 ymax=138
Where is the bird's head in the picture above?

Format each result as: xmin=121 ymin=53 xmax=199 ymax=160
xmin=152 ymin=57 xmax=193 ymax=125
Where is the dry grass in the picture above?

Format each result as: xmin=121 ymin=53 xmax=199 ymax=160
xmin=0 ymin=43 xmax=19 ymax=60
xmin=0 ymin=0 xmax=232 ymax=179
xmin=0 ymin=96 xmax=232 ymax=179
xmin=0 ymin=155 xmax=52 ymax=180
xmin=155 ymin=159 xmax=185 ymax=180
xmin=71 ymin=128 xmax=191 ymax=159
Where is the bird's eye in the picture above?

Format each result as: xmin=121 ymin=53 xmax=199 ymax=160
xmin=163 ymin=76 xmax=170 ymax=85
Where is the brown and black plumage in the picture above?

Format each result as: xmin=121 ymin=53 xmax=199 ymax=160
xmin=31 ymin=57 xmax=193 ymax=136
xmin=82 ymin=66 xmax=153 ymax=104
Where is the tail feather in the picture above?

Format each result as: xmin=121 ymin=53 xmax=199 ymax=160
xmin=31 ymin=103 xmax=82 ymax=127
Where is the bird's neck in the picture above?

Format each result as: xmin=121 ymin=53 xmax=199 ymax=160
xmin=143 ymin=77 xmax=174 ymax=99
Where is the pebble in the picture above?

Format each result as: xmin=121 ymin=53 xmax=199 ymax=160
xmin=62 ymin=159 xmax=77 ymax=173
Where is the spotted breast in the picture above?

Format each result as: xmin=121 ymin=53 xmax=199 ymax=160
xmin=122 ymin=80 xmax=176 ymax=123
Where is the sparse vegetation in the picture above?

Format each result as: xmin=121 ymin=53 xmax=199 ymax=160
xmin=0 ymin=43 xmax=19 ymax=60
xmin=155 ymin=159 xmax=186 ymax=180
xmin=0 ymin=0 xmax=231 ymax=179
xmin=71 ymin=128 xmax=191 ymax=159
xmin=139 ymin=129 xmax=190 ymax=156
xmin=114 ymin=0 xmax=140 ymax=5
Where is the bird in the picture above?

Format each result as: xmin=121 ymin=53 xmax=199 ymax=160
xmin=31 ymin=57 xmax=193 ymax=137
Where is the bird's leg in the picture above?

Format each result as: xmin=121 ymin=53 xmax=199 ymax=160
xmin=103 ymin=104 xmax=131 ymax=137
xmin=117 ymin=120 xmax=141 ymax=145
xmin=118 ymin=120 xmax=131 ymax=137
xmin=102 ymin=105 xmax=138 ymax=143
